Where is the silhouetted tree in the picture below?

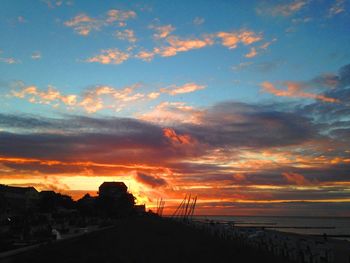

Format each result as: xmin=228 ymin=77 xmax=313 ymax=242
xmin=38 ymin=191 xmax=75 ymax=212
xmin=77 ymin=194 xmax=97 ymax=216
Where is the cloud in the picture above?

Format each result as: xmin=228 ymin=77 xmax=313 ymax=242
xmin=134 ymin=35 xmax=214 ymax=60
xmin=138 ymin=102 xmax=203 ymax=125
xmin=262 ymin=64 xmax=350 ymax=106
xmin=147 ymin=92 xmax=160 ymax=99
xmin=1 ymin=95 xmax=350 ymax=216
xmin=328 ymin=0 xmax=346 ymax=17
xmin=160 ymin=83 xmax=206 ymax=95
xmin=150 ymin=24 xmax=175 ymax=39
xmin=106 ymin=9 xmax=136 ymax=23
xmin=0 ymin=57 xmax=20 ymax=64
xmin=11 ymin=85 xmax=77 ymax=106
xmin=256 ymin=0 xmax=308 ymax=17
xmin=0 ymin=115 xmax=193 ymax=171
xmin=79 ymin=84 xmax=144 ymax=113
xmin=157 ymin=36 xmax=214 ymax=57
xmin=9 ymin=82 xmax=157 ymax=113
xmin=64 ymin=14 xmax=100 ymax=36
xmin=216 ymin=30 xmax=262 ymax=49
xmin=131 ymin=29 xmax=263 ymax=62
xmin=135 ymin=172 xmax=167 ymax=188
xmin=232 ymin=62 xmax=253 ymax=71
xmin=178 ymin=101 xmax=317 ymax=148
xmin=261 ymin=81 xmax=339 ymax=103
xmin=300 ymin=63 xmax=350 ymax=129
xmin=85 ymin=48 xmax=130 ymax=64
xmin=193 ymin=17 xmax=205 ymax=25
xmin=17 ymin=16 xmax=27 ymax=23
xmin=283 ymin=172 xmax=311 ymax=185
xmin=115 ymin=29 xmax=137 ymax=43
xmin=233 ymin=60 xmax=284 ymax=73
xmin=31 ymin=51 xmax=42 ymax=60
xmin=9 ymin=80 xmax=206 ymax=114
xmin=64 ymin=9 xmax=136 ymax=36
xmin=0 ymin=101 xmax=317 ymax=162
xmin=43 ymin=0 xmax=73 ymax=8
xmin=259 ymin=38 xmax=277 ymax=50
xmin=134 ymin=50 xmax=156 ymax=62
xmin=0 ymin=51 xmax=20 ymax=64
xmin=163 ymin=128 xmax=196 ymax=146
xmin=245 ymin=47 xmax=258 ymax=58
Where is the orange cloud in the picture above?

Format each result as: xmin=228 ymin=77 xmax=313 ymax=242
xmin=157 ymin=36 xmax=214 ymax=57
xmin=12 ymin=85 xmax=77 ymax=106
xmin=115 ymin=29 xmax=137 ymax=43
xmin=133 ymin=35 xmax=213 ymax=61
xmin=138 ymin=102 xmax=203 ymax=125
xmin=64 ymin=14 xmax=99 ymax=36
xmin=147 ymin=92 xmax=160 ymax=99
xmin=245 ymin=47 xmax=258 ymax=58
xmin=259 ymin=38 xmax=277 ymax=50
xmin=106 ymin=9 xmax=136 ymax=23
xmin=85 ymin=48 xmax=130 ymax=64
xmin=133 ymin=29 xmax=262 ymax=62
xmin=282 ymin=172 xmax=311 ymax=186
xmin=65 ymin=9 xmax=136 ymax=36
xmin=163 ymin=128 xmax=196 ymax=145
xmin=10 ymin=83 xmax=156 ymax=113
xmin=232 ymin=173 xmax=246 ymax=182
xmin=216 ymin=30 xmax=262 ymax=49
xmin=79 ymin=84 xmax=144 ymax=113
xmin=135 ymin=50 xmax=156 ymax=62
xmin=150 ymin=24 xmax=175 ymax=39
xmin=160 ymin=83 xmax=206 ymax=95
xmin=261 ymin=81 xmax=339 ymax=103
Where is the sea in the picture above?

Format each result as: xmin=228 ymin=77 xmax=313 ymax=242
xmin=193 ymin=215 xmax=350 ymax=240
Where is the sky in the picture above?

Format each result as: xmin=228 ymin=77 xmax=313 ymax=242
xmin=0 ymin=0 xmax=350 ymax=216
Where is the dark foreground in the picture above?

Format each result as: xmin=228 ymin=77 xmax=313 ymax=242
xmin=1 ymin=216 xmax=288 ymax=263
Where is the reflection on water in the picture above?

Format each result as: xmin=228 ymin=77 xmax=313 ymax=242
xmin=194 ymin=216 xmax=350 ymax=238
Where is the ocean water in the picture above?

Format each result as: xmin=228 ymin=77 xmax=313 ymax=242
xmin=193 ymin=216 xmax=350 ymax=238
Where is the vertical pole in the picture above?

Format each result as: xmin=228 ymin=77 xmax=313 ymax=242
xmin=190 ymin=196 xmax=197 ymax=219
xmin=183 ymin=194 xmax=192 ymax=220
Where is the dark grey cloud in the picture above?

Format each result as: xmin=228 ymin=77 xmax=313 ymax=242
xmin=299 ymin=64 xmax=350 ymax=136
xmin=0 ymin=113 xmax=54 ymax=129
xmin=179 ymin=101 xmax=317 ymax=148
xmin=135 ymin=172 xmax=167 ymax=188
xmin=0 ymin=101 xmax=319 ymax=164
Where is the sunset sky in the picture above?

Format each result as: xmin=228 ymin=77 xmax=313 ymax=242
xmin=1 ymin=0 xmax=350 ymax=216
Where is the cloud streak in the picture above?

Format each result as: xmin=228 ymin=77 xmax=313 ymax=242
xmin=256 ymin=0 xmax=308 ymax=17
xmin=160 ymin=83 xmax=206 ymax=95
xmin=261 ymin=81 xmax=339 ymax=103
